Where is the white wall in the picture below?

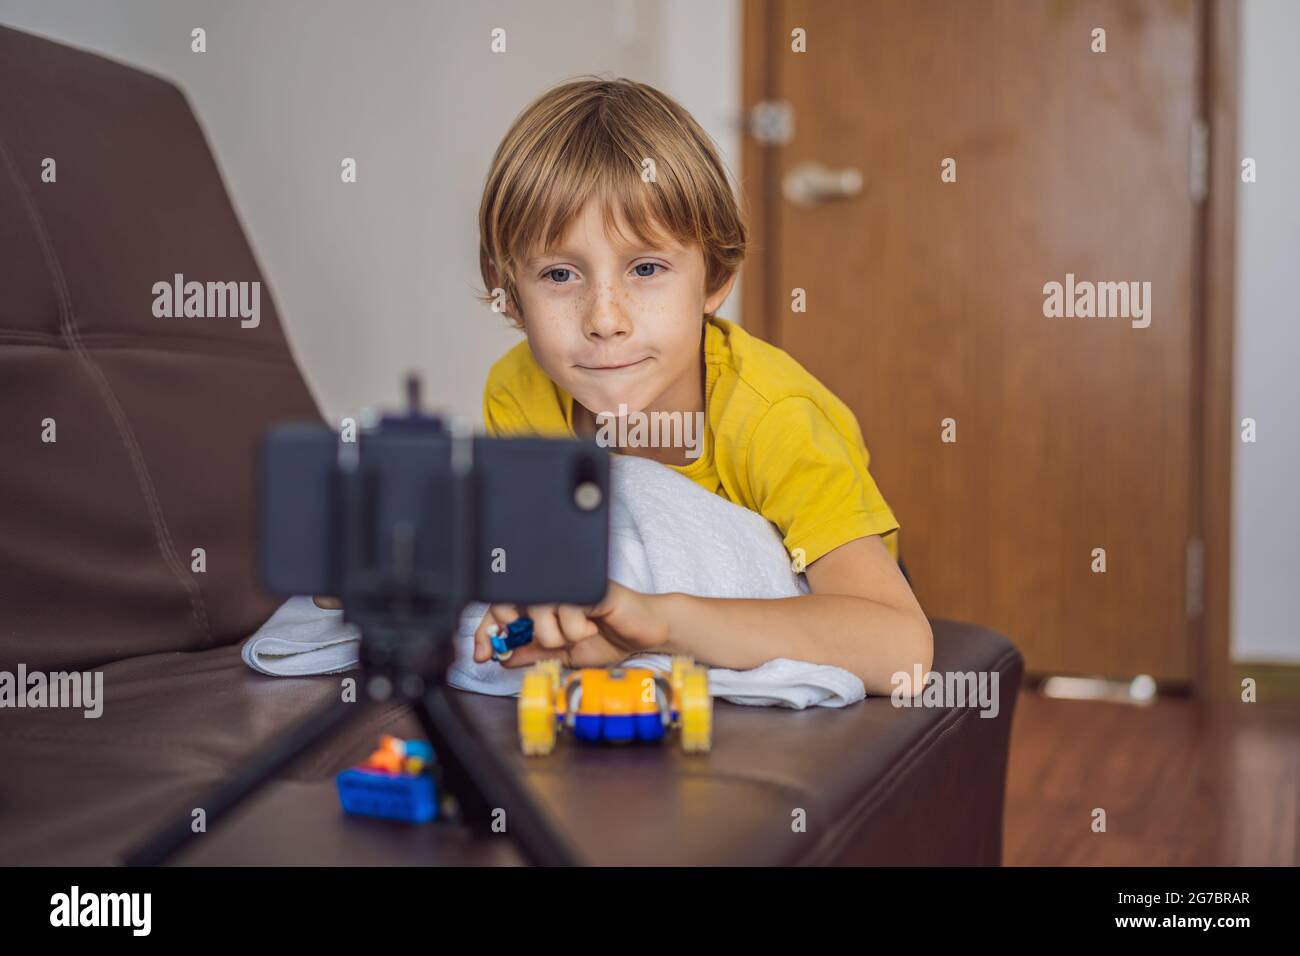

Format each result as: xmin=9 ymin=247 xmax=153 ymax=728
xmin=1232 ymin=0 xmax=1300 ymax=663
xmin=0 ymin=0 xmax=741 ymax=426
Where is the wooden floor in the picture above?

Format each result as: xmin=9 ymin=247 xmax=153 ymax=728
xmin=1003 ymin=689 xmax=1300 ymax=865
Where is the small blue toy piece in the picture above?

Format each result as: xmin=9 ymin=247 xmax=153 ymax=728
xmin=336 ymin=735 xmax=438 ymax=824
xmin=403 ymin=740 xmax=434 ymax=762
xmin=490 ymin=616 xmax=534 ymax=661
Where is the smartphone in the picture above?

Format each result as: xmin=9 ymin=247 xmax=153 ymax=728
xmin=259 ymin=422 xmax=609 ymax=608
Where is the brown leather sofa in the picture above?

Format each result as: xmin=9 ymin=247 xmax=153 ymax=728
xmin=0 ymin=25 xmax=1022 ymax=866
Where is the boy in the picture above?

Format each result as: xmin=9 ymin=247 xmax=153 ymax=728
xmin=471 ymin=77 xmax=931 ymax=695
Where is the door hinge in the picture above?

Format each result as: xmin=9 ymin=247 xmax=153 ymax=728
xmin=1186 ymin=536 xmax=1205 ymax=620
xmin=748 ymin=100 xmax=794 ymax=146
xmin=1189 ymin=117 xmax=1209 ymax=204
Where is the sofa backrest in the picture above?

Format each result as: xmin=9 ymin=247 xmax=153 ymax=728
xmin=0 ymin=26 xmax=322 ymax=671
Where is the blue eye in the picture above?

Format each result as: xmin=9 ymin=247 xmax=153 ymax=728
xmin=544 ymin=268 xmax=573 ymax=284
xmin=634 ymin=262 xmax=663 ymax=278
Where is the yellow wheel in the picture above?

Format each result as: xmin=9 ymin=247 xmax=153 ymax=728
xmin=518 ymin=667 xmax=557 ymax=756
xmin=678 ymin=666 xmax=712 ymax=753
xmin=669 ymin=655 xmax=696 ymax=725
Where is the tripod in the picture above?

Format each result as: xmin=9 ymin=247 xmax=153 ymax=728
xmin=123 ymin=413 xmax=580 ymax=867
xmin=122 ymin=639 xmax=576 ymax=867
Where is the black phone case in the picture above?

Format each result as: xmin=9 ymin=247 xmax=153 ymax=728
xmin=259 ymin=424 xmax=609 ymax=607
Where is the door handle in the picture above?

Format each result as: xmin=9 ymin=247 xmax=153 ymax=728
xmin=783 ymin=161 xmax=864 ymax=206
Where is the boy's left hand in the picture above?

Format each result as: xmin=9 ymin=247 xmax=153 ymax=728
xmin=472 ymin=581 xmax=670 ymax=669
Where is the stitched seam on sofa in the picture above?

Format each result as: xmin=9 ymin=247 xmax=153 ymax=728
xmin=988 ymin=646 xmax=1024 ymax=675
xmin=757 ymin=645 xmax=1028 ymax=862
xmin=804 ymin=708 xmax=972 ymax=866
xmin=519 ymin=764 xmax=810 ymax=804
xmin=802 ymin=644 xmax=1023 ymax=844
xmin=0 ymin=329 xmax=300 ymax=363
xmin=798 ymin=704 xmax=975 ymax=865
xmin=289 ymin=701 xmax=413 ymax=779
xmin=0 ymin=136 xmax=212 ymax=646
xmin=0 ymin=726 xmax=235 ymax=763
xmin=0 ymin=700 xmax=404 ymax=766
xmin=798 ymin=645 xmax=1023 ymax=865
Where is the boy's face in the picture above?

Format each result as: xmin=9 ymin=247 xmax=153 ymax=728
xmin=507 ymin=198 xmax=734 ymax=419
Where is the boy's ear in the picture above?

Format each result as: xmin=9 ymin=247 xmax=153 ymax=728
xmin=503 ymin=291 xmax=525 ymax=328
xmin=704 ymin=272 xmax=738 ymax=316
xmin=488 ymin=265 xmax=525 ymax=328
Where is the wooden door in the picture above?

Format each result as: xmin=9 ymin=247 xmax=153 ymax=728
xmin=742 ymin=0 xmax=1202 ymax=680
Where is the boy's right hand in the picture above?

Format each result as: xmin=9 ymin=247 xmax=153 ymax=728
xmin=472 ymin=602 xmax=619 ymax=667
xmin=313 ymin=595 xmax=342 ymax=610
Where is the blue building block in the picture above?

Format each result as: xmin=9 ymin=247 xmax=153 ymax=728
xmin=404 ymin=740 xmax=434 ymax=762
xmin=490 ymin=616 xmax=534 ymax=661
xmin=336 ymin=768 xmax=438 ymax=824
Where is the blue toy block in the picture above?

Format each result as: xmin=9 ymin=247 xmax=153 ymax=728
xmin=404 ymin=740 xmax=434 ymax=762
xmin=490 ymin=616 xmax=534 ymax=660
xmin=336 ymin=768 xmax=437 ymax=824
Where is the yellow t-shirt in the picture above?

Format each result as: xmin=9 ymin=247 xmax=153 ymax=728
xmin=481 ymin=316 xmax=899 ymax=567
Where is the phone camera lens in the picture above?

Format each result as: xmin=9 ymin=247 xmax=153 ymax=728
xmin=574 ymin=481 xmax=602 ymax=511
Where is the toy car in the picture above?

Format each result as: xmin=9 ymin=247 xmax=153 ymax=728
xmin=517 ymin=656 xmax=712 ymax=755
xmin=335 ymin=735 xmax=438 ymax=823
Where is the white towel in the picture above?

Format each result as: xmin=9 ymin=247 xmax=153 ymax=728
xmin=242 ymin=454 xmax=865 ymax=709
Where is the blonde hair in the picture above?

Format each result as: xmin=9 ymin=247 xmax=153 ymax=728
xmin=478 ymin=76 xmax=747 ymax=328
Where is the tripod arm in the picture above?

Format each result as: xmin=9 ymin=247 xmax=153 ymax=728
xmin=417 ymin=682 xmax=578 ymax=866
xmin=122 ymin=672 xmax=581 ymax=867
xmin=122 ymin=692 xmax=362 ymax=866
